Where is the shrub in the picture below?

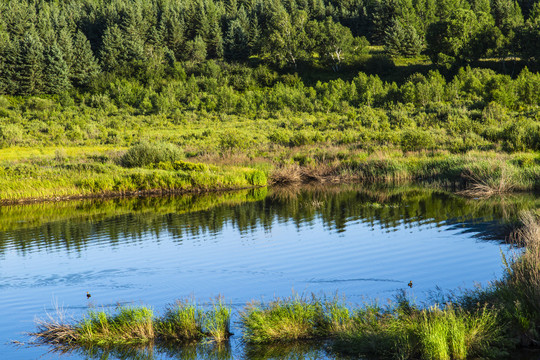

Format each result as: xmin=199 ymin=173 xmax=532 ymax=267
xmin=0 ymin=123 xmax=24 ymax=147
xmin=120 ymin=141 xmax=184 ymax=168
xmin=401 ymin=129 xmax=435 ymax=152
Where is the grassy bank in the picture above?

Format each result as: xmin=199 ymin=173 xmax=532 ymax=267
xmin=0 ymin=142 xmax=267 ymax=204
xmin=31 ymin=211 xmax=540 ymax=359
xmin=1 ymin=141 xmax=539 ymax=203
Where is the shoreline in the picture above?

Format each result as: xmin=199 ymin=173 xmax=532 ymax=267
xmin=1 ymin=149 xmax=539 ymax=206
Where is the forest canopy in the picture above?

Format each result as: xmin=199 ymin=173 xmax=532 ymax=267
xmin=0 ymin=0 xmax=539 ymax=95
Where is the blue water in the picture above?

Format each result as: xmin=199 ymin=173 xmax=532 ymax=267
xmin=0 ymin=187 xmax=523 ymax=359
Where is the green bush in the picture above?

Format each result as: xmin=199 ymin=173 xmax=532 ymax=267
xmin=401 ymin=129 xmax=435 ymax=152
xmin=0 ymin=124 xmax=24 ymax=147
xmin=120 ymin=141 xmax=184 ymax=168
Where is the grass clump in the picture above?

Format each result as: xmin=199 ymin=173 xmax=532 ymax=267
xmin=417 ymin=305 xmax=500 ymax=360
xmin=34 ymin=300 xmax=232 ymax=349
xmin=77 ymin=306 xmax=154 ymax=346
xmin=202 ymin=298 xmax=232 ymax=342
xmin=240 ymin=295 xmax=351 ymax=344
xmin=155 ymin=300 xmax=204 ymax=342
xmin=333 ymin=299 xmax=503 ymax=360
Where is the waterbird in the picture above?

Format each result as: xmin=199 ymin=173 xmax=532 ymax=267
xmin=408 ymin=281 xmax=413 ymax=288
xmin=86 ymin=292 xmax=91 ymax=299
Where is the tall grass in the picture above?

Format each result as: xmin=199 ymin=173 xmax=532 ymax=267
xmin=33 ymin=301 xmax=232 ymax=348
xmin=332 ymin=300 xmax=502 ymax=360
xmin=488 ymin=211 xmax=540 ymax=346
xmin=155 ymin=300 xmax=204 ymax=342
xmin=240 ymin=295 xmax=351 ymax=344
xmin=202 ymin=298 xmax=232 ymax=342
xmin=418 ymin=305 xmax=500 ymax=360
xmin=77 ymin=307 xmax=154 ymax=346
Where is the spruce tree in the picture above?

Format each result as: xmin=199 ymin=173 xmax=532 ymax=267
xmin=16 ymin=32 xmax=44 ymax=95
xmin=224 ymin=19 xmax=250 ymax=61
xmin=384 ymin=19 xmax=424 ymax=57
xmin=43 ymin=43 xmax=70 ymax=94
xmin=100 ymin=24 xmax=126 ymax=73
xmin=71 ymin=30 xmax=99 ymax=88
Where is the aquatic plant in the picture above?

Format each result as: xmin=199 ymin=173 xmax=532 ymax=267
xmin=202 ymin=298 xmax=232 ymax=342
xmin=240 ymin=295 xmax=351 ymax=344
xmin=155 ymin=300 xmax=204 ymax=342
xmin=77 ymin=306 xmax=155 ymax=346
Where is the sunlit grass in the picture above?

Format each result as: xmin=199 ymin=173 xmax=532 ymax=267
xmin=240 ymin=295 xmax=352 ymax=344
xmin=77 ymin=306 xmax=155 ymax=346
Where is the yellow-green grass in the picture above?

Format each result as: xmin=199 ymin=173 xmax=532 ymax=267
xmin=1 ymin=145 xmax=539 ymax=203
xmin=34 ymin=302 xmax=232 ymax=347
xmin=0 ymin=146 xmax=124 ymax=162
xmin=239 ymin=295 xmax=352 ymax=344
xmin=78 ymin=307 xmax=155 ymax=346
xmin=0 ymin=160 xmax=267 ymax=203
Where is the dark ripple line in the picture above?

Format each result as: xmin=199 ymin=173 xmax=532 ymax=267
xmin=306 ymin=278 xmax=403 ymax=284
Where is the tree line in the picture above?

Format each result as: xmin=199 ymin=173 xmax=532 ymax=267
xmin=1 ymin=0 xmax=540 ymax=95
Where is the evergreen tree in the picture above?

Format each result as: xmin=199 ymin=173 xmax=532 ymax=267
xmin=56 ymin=26 xmax=75 ymax=71
xmin=159 ymin=4 xmax=187 ymax=60
xmin=492 ymin=0 xmax=524 ymax=34
xmin=1 ymin=36 xmax=18 ymax=94
xmin=0 ymin=30 xmax=9 ymax=94
xmin=384 ymin=18 xmax=424 ymax=57
xmin=43 ymin=43 xmax=70 ymax=94
xmin=100 ymin=24 xmax=127 ymax=73
xmin=186 ymin=35 xmax=207 ymax=63
xmin=71 ymin=30 xmax=100 ymax=88
xmin=225 ymin=19 xmax=250 ymax=61
xmin=15 ymin=32 xmax=44 ymax=95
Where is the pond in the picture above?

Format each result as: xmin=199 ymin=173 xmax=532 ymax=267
xmin=0 ymin=185 xmax=536 ymax=359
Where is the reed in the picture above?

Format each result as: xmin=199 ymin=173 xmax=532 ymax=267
xmin=202 ymin=298 xmax=232 ymax=342
xmin=155 ymin=300 xmax=204 ymax=342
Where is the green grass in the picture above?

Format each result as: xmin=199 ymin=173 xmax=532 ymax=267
xmin=201 ymin=299 xmax=232 ymax=343
xmin=34 ymin=301 xmax=232 ymax=347
xmin=0 ymin=156 xmax=267 ymax=203
xmin=78 ymin=307 xmax=155 ymax=346
xmin=155 ymin=300 xmax=204 ymax=342
xmin=240 ymin=295 xmax=351 ymax=344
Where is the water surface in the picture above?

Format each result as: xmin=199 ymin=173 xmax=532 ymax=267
xmin=0 ymin=186 xmax=535 ymax=359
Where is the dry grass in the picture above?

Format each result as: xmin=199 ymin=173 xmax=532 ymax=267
xmin=459 ymin=166 xmax=514 ymax=198
xmin=493 ymin=211 xmax=540 ymax=346
xmin=269 ymin=164 xmax=341 ymax=185
xmin=30 ymin=305 xmax=78 ymax=345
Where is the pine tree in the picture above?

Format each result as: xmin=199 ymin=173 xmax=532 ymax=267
xmin=56 ymin=26 xmax=75 ymax=71
xmin=186 ymin=35 xmax=207 ymax=63
xmin=384 ymin=18 xmax=424 ymax=57
xmin=1 ymin=37 xmax=18 ymax=94
xmin=224 ymin=19 xmax=250 ymax=61
xmin=100 ymin=24 xmax=126 ymax=73
xmin=0 ymin=20 xmax=11 ymax=93
xmin=16 ymin=32 xmax=44 ymax=95
xmin=43 ymin=43 xmax=70 ymax=94
xmin=71 ymin=30 xmax=100 ymax=88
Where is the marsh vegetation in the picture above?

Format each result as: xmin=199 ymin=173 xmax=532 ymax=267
xmin=29 ymin=207 xmax=540 ymax=360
